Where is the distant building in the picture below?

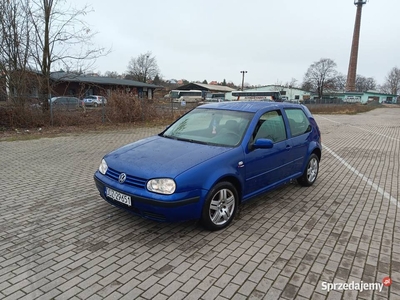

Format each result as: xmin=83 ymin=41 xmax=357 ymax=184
xmin=225 ymin=85 xmax=312 ymax=101
xmin=322 ymin=91 xmax=397 ymax=104
xmin=50 ymin=71 xmax=161 ymax=99
xmin=0 ymin=70 xmax=162 ymax=102
xmin=175 ymin=82 xmax=235 ymax=93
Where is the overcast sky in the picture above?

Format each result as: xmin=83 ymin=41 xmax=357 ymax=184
xmin=66 ymin=0 xmax=399 ymax=86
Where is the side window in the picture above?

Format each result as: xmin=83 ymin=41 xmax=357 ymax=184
xmin=285 ymin=109 xmax=311 ymax=137
xmin=253 ymin=110 xmax=287 ymax=143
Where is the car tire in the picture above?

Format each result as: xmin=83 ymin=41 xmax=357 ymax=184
xmin=201 ymin=181 xmax=238 ymax=231
xmin=297 ymin=153 xmax=319 ymax=187
xmin=94 ymin=102 xmax=98 ymax=107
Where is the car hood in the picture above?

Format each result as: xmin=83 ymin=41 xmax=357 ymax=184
xmin=104 ymin=136 xmax=232 ymax=179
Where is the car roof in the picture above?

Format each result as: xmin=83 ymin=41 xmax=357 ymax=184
xmin=198 ymin=101 xmax=303 ymax=113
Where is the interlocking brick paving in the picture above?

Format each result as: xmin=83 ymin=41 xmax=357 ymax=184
xmin=0 ymin=107 xmax=399 ymax=299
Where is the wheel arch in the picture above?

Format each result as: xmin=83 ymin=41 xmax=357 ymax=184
xmin=312 ymin=147 xmax=321 ymax=161
xmin=213 ymin=175 xmax=243 ymax=203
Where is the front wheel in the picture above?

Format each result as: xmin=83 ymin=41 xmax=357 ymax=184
xmin=201 ymin=182 xmax=238 ymax=231
xmin=297 ymin=153 xmax=319 ymax=186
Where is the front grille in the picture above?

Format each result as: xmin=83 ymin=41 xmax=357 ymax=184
xmin=106 ymin=198 xmax=166 ymax=221
xmin=106 ymin=167 xmax=147 ymax=188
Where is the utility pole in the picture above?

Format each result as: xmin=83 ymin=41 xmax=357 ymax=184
xmin=240 ymin=71 xmax=247 ymax=91
xmin=144 ymin=55 xmax=149 ymax=83
xmin=346 ymin=0 xmax=367 ymax=92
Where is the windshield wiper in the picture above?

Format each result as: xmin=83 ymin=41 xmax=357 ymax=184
xmin=163 ymin=135 xmax=210 ymax=145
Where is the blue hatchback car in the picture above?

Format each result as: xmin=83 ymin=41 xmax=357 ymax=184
xmin=94 ymin=102 xmax=321 ymax=230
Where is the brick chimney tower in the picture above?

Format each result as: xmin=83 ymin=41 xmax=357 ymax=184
xmin=346 ymin=0 xmax=367 ymax=92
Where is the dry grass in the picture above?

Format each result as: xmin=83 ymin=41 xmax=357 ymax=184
xmin=306 ymin=103 xmax=381 ymax=115
xmin=0 ymin=99 xmax=388 ymax=142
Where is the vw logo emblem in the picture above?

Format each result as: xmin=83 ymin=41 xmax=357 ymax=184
xmin=118 ymin=173 xmax=127 ymax=183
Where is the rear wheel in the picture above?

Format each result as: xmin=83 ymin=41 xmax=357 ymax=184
xmin=94 ymin=102 xmax=98 ymax=107
xmin=297 ymin=153 xmax=319 ymax=186
xmin=201 ymin=182 xmax=238 ymax=231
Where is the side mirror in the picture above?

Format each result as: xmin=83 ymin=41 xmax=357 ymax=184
xmin=253 ymin=138 xmax=274 ymax=149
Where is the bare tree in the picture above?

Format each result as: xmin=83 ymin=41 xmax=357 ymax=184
xmin=355 ymin=75 xmax=376 ymax=92
xmin=104 ymin=71 xmax=120 ymax=78
xmin=303 ymin=58 xmax=338 ymax=99
xmin=285 ymin=78 xmax=298 ymax=88
xmin=331 ymin=74 xmax=347 ymax=92
xmin=127 ymin=51 xmax=160 ymax=83
xmin=380 ymin=67 xmax=400 ymax=95
xmin=27 ymin=0 xmax=108 ymax=110
xmin=0 ymin=0 xmax=32 ymax=105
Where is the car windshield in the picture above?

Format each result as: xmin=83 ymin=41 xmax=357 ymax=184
xmin=162 ymin=108 xmax=253 ymax=146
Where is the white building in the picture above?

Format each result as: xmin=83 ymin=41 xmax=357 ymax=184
xmin=225 ymin=85 xmax=312 ymax=101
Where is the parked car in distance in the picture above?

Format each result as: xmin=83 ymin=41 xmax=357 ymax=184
xmin=205 ymin=93 xmax=225 ymax=102
xmin=284 ymin=99 xmax=300 ymax=104
xmin=94 ymin=101 xmax=322 ymax=230
xmin=83 ymin=95 xmax=107 ymax=107
xmin=50 ymin=96 xmax=83 ymax=109
xmin=198 ymin=93 xmax=226 ymax=105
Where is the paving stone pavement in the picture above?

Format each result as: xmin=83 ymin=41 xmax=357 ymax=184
xmin=0 ymin=107 xmax=399 ymax=300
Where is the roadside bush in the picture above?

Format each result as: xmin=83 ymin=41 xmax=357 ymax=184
xmin=0 ymin=104 xmax=48 ymax=128
xmin=106 ymin=92 xmax=163 ymax=123
xmin=0 ymin=93 xmax=187 ymax=130
xmin=1 ymin=98 xmax=382 ymax=131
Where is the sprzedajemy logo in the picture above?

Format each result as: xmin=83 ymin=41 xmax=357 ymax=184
xmin=321 ymin=278 xmax=392 ymax=293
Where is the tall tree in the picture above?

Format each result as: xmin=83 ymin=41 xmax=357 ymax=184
xmin=0 ymin=0 xmax=31 ymax=105
xmin=380 ymin=67 xmax=400 ymax=95
xmin=303 ymin=58 xmax=338 ymax=99
xmin=28 ymin=0 xmax=107 ymax=110
xmin=127 ymin=51 xmax=160 ymax=83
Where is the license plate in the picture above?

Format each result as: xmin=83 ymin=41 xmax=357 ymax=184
xmin=106 ymin=187 xmax=131 ymax=206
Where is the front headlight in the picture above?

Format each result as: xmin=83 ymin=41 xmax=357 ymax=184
xmin=99 ymin=159 xmax=108 ymax=175
xmin=147 ymin=178 xmax=176 ymax=195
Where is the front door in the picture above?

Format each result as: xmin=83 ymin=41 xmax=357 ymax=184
xmin=244 ymin=110 xmax=293 ymax=197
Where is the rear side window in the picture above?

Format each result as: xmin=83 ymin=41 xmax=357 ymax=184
xmin=285 ymin=109 xmax=311 ymax=137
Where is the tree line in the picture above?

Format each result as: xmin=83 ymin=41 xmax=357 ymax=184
xmin=108 ymin=54 xmax=400 ymax=97
xmin=0 ymin=0 xmax=106 ymax=109
xmin=302 ymin=58 xmax=400 ymax=99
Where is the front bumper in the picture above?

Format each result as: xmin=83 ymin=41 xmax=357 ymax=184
xmin=94 ymin=173 xmax=203 ymax=222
